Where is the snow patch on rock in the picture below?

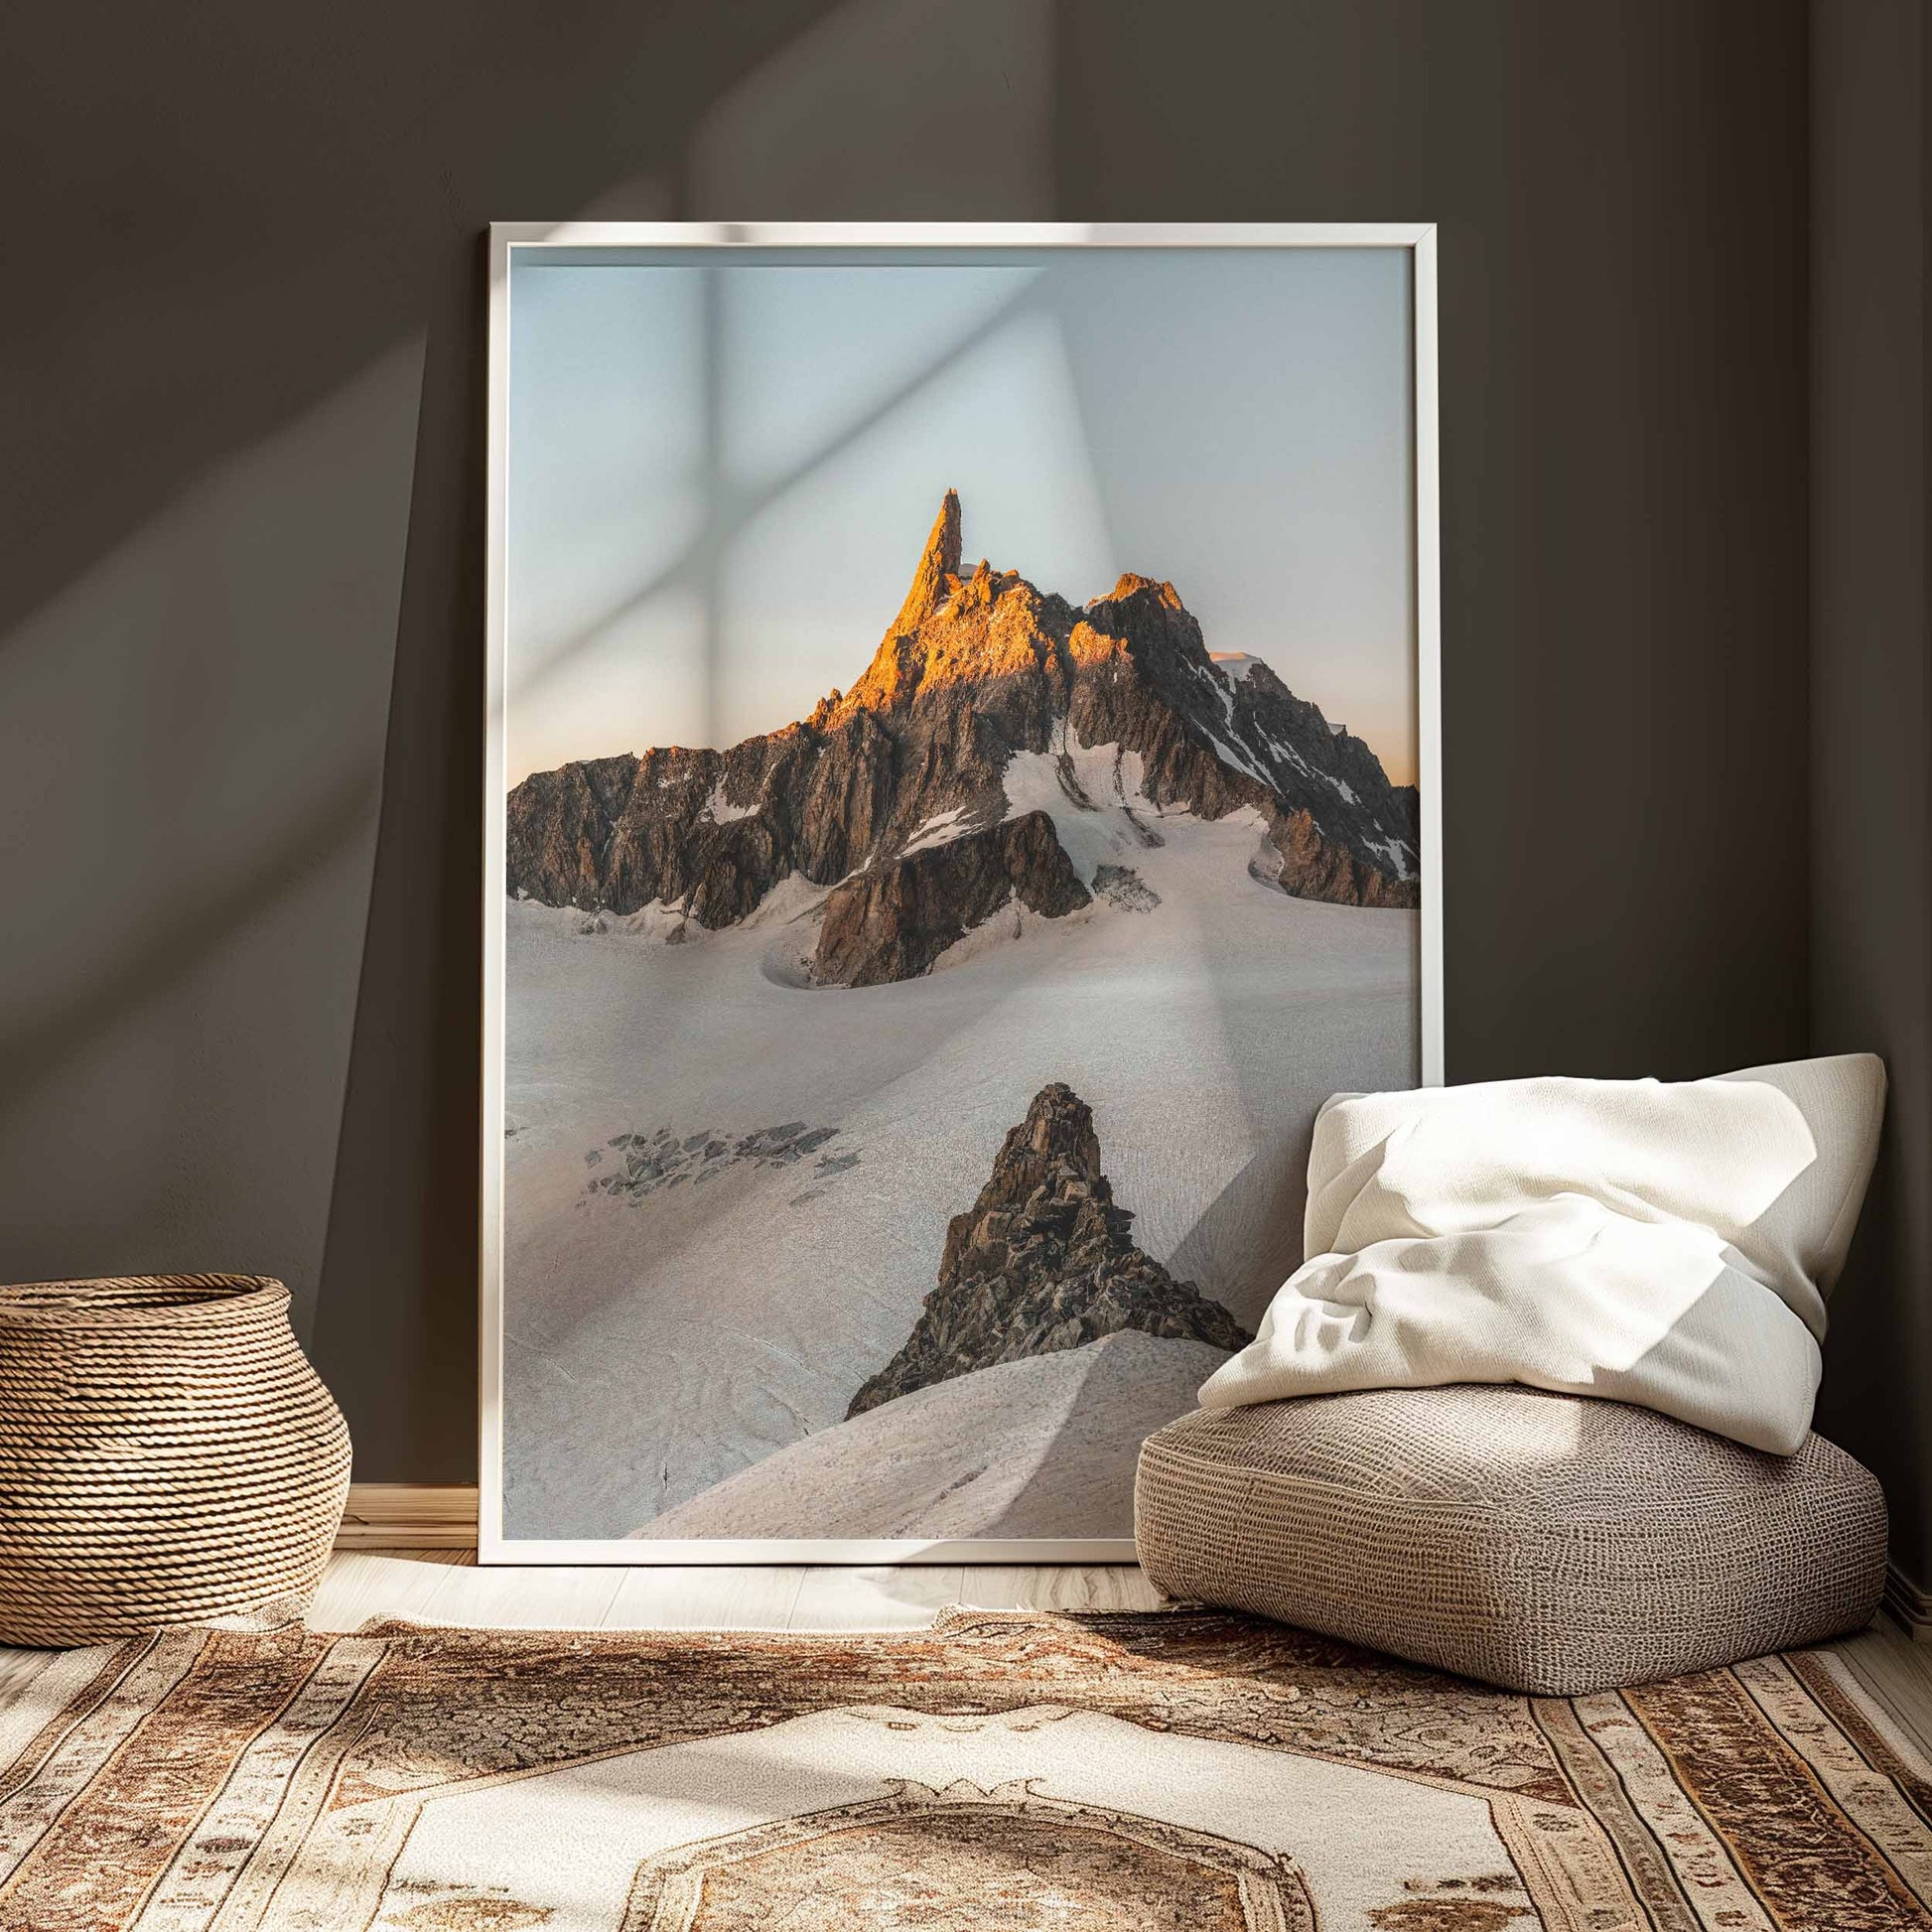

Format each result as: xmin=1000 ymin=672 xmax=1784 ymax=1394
xmin=1205 ymin=731 xmax=1275 ymax=791
xmin=1001 ymin=725 xmax=1161 ymax=885
xmin=899 ymin=806 xmax=976 ymax=856
xmin=741 ymin=872 xmax=828 ymax=929
xmin=1366 ymin=834 xmax=1417 ymax=880
xmin=616 ymin=900 xmax=698 ymax=944
xmin=703 ymin=780 xmax=758 ymax=824
xmin=1210 ymin=650 xmax=1265 ymax=684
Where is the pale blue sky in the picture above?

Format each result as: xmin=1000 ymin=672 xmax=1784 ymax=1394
xmin=506 ymin=246 xmax=1416 ymax=784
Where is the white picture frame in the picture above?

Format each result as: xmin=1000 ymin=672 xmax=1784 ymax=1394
xmin=482 ymin=222 xmax=1443 ymax=1565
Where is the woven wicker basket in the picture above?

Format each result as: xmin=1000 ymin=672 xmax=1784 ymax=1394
xmin=0 ymin=1274 xmax=351 ymax=1646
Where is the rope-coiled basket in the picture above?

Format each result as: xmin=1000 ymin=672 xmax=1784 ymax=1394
xmin=0 ymin=1275 xmax=350 ymax=1646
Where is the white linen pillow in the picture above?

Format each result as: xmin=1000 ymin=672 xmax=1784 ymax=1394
xmin=1198 ymin=1053 xmax=1885 ymax=1453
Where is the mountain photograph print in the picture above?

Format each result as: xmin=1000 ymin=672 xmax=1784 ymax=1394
xmin=488 ymin=234 xmax=1435 ymax=1551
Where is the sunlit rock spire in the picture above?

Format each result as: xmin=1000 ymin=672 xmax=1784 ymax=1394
xmin=887 ymin=487 xmax=963 ymax=641
xmin=829 ymin=488 xmax=967 ymax=719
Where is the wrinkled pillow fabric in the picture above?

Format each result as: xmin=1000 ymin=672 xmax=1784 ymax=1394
xmin=1197 ymin=1054 xmax=1885 ymax=1453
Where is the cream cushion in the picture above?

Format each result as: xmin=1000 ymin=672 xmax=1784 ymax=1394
xmin=1136 ymin=1384 xmax=1886 ymax=1695
xmin=1198 ymin=1054 xmax=1887 ymax=1453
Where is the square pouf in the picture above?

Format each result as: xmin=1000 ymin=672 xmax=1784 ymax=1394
xmin=1135 ymin=1384 xmax=1887 ymax=1695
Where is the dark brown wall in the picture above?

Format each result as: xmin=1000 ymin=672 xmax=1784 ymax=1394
xmin=1057 ymin=1 xmax=1813 ymax=1081
xmin=1807 ymin=0 xmax=1932 ymax=1587
xmin=0 ymin=2 xmax=1816 ymax=1483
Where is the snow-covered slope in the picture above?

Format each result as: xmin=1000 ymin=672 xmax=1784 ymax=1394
xmin=634 ymin=1332 xmax=1228 ymax=1540
xmin=500 ymin=800 xmax=1414 ymax=1540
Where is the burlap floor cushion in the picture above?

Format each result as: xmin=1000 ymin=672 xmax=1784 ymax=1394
xmin=1135 ymin=1384 xmax=1886 ymax=1695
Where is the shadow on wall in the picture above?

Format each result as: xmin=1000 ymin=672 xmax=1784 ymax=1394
xmin=0 ymin=0 xmax=1055 ymax=1482
xmin=0 ymin=344 xmax=422 ymax=1334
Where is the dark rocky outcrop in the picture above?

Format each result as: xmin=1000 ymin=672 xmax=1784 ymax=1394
xmin=582 ymin=1120 xmax=856 ymax=1204
xmin=814 ymin=810 xmax=1090 ymax=987
xmin=505 ymin=488 xmax=1421 ymax=985
xmin=1091 ymin=864 xmax=1159 ymax=911
xmin=1064 ymin=575 xmax=1421 ymax=910
xmin=847 ymin=1083 xmax=1253 ymax=1417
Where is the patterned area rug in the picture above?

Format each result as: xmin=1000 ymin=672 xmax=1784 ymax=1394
xmin=1 ymin=1607 xmax=1928 ymax=1930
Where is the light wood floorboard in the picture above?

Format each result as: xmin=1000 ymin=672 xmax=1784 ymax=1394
xmin=1832 ymin=1618 xmax=1932 ymax=1760
xmin=790 ymin=1564 xmax=968 ymax=1629
xmin=955 ymin=1564 xmax=1165 ymax=1612
xmin=307 ymin=1555 xmax=1164 ymax=1633
xmin=0 ymin=1645 xmax=59 ymax=1706
xmin=605 ymin=1564 xmax=807 ymax=1631
xmin=307 ymin=1553 xmax=474 ymax=1632
xmin=419 ymin=1560 xmax=627 ymax=1631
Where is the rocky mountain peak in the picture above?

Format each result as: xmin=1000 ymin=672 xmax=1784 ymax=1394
xmin=979 ymin=1081 xmax=1107 ymax=1214
xmin=1096 ymin=571 xmax=1184 ymax=612
xmin=846 ymin=1082 xmax=1253 ymax=1417
xmin=504 ymin=486 xmax=1423 ymax=984
xmin=952 ymin=556 xmax=1022 ymax=615
xmin=834 ymin=495 xmax=1042 ymax=724
xmin=887 ymin=487 xmax=963 ymax=640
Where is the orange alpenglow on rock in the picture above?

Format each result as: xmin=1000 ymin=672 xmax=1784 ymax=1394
xmin=886 ymin=486 xmax=963 ymax=640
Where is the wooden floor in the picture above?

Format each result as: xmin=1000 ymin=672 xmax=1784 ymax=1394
xmin=309 ymin=1550 xmax=1165 ymax=1633
xmin=304 ymin=1550 xmax=1932 ymax=1757
xmin=1831 ymin=1615 xmax=1932 ymax=1757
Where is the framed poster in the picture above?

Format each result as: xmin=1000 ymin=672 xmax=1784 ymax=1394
xmin=483 ymin=223 xmax=1441 ymax=1563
